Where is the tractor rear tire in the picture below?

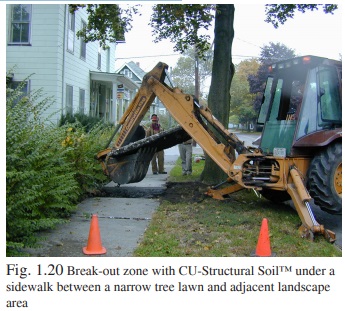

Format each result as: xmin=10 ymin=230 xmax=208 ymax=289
xmin=307 ymin=142 xmax=342 ymax=215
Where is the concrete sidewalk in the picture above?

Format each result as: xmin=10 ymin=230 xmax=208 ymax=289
xmin=24 ymin=134 xmax=341 ymax=255
xmin=27 ymin=145 xmax=201 ymax=257
xmin=25 ymin=138 xmax=263 ymax=257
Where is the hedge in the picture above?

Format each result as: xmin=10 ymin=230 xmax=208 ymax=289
xmin=6 ymin=78 xmax=113 ymax=256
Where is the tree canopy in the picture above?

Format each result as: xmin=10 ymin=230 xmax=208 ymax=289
xmin=150 ymin=4 xmax=215 ymax=59
xmin=70 ymin=3 xmax=339 ymax=184
xmin=230 ymin=59 xmax=260 ymax=129
xmin=69 ymin=4 xmax=138 ymax=48
xmin=265 ymin=4 xmax=338 ymax=28
xmin=171 ymin=47 xmax=213 ymax=99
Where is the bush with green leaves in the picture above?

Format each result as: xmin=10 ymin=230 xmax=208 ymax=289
xmin=59 ymin=112 xmax=113 ymax=132
xmin=60 ymin=121 xmax=111 ymax=195
xmin=6 ymin=79 xmax=113 ymax=255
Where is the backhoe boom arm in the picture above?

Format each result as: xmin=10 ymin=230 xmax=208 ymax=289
xmin=98 ymin=62 xmax=247 ymax=178
xmin=97 ymin=61 xmax=337 ymax=243
xmin=147 ymin=75 xmax=248 ymax=174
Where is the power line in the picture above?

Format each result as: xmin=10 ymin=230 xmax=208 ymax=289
xmin=116 ymin=53 xmax=180 ymax=60
xmin=235 ymin=37 xmax=262 ymax=49
xmin=117 ymin=53 xmax=258 ymax=61
xmin=232 ymin=54 xmax=259 ymax=59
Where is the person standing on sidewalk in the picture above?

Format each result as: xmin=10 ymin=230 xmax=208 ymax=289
xmin=146 ymin=114 xmax=167 ymax=175
xmin=178 ymin=138 xmax=193 ymax=175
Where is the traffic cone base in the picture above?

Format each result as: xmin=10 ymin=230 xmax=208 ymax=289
xmin=83 ymin=246 xmax=106 ymax=255
xmin=83 ymin=214 xmax=107 ymax=255
xmin=251 ymin=218 xmax=276 ymax=257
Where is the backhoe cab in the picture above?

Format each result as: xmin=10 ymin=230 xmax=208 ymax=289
xmin=98 ymin=56 xmax=341 ymax=243
xmin=257 ymin=55 xmax=342 ymax=216
xmin=211 ymin=55 xmax=341 ymax=241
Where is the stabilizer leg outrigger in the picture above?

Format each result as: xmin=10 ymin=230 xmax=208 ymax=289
xmin=206 ymin=178 xmax=244 ymax=200
xmin=287 ymin=166 xmax=336 ymax=243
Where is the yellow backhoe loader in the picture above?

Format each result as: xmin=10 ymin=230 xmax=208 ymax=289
xmin=97 ymin=56 xmax=341 ymax=242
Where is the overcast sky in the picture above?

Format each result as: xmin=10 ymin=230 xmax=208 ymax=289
xmin=115 ymin=3 xmax=342 ymax=71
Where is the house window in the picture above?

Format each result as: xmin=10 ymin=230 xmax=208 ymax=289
xmin=80 ymin=20 xmax=86 ymax=60
xmin=79 ymin=88 xmax=85 ymax=114
xmin=123 ymin=69 xmax=132 ymax=79
xmin=97 ymin=47 xmax=101 ymax=70
xmin=9 ymin=4 xmax=31 ymax=44
xmin=67 ymin=11 xmax=75 ymax=52
xmin=66 ymin=85 xmax=73 ymax=114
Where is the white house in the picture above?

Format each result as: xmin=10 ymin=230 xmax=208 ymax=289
xmin=116 ymin=61 xmax=168 ymax=119
xmin=6 ymin=3 xmax=138 ymax=124
xmin=116 ymin=61 xmax=147 ymax=118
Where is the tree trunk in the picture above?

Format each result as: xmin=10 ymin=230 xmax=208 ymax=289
xmin=200 ymin=4 xmax=235 ymax=184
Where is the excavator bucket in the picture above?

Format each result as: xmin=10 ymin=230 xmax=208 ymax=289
xmin=106 ymin=147 xmax=156 ymax=184
xmin=101 ymin=126 xmax=191 ymax=185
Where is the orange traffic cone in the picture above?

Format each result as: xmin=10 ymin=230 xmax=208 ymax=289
xmin=83 ymin=214 xmax=106 ymax=255
xmin=251 ymin=218 xmax=275 ymax=257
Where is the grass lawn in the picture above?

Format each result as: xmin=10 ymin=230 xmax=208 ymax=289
xmin=134 ymin=157 xmax=341 ymax=257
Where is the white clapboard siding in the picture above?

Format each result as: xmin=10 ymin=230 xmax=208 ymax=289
xmin=6 ymin=4 xmax=116 ymax=123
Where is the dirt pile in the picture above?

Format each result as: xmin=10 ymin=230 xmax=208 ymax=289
xmin=161 ymin=182 xmax=209 ymax=204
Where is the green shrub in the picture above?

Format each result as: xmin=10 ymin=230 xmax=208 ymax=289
xmin=60 ymin=121 xmax=111 ymax=195
xmin=6 ymin=79 xmax=113 ymax=255
xmin=59 ymin=112 xmax=113 ymax=132
xmin=6 ymin=84 xmax=79 ymax=255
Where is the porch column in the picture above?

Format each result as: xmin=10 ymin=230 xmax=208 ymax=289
xmin=112 ymin=81 xmax=117 ymax=123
